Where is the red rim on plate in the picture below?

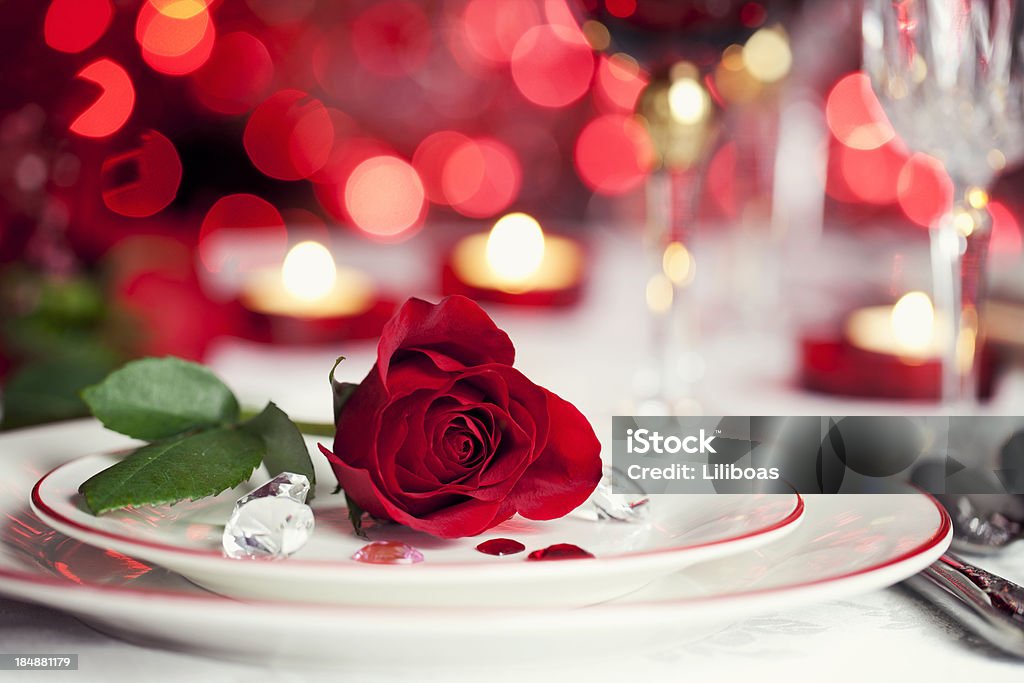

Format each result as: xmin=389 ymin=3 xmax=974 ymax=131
xmin=3 ymin=493 xmax=951 ymax=613
xmin=30 ymin=456 xmax=806 ymax=571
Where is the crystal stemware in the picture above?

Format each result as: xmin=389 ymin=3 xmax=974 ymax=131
xmin=863 ymin=0 xmax=1024 ymax=405
xmin=571 ymin=1 xmax=799 ymax=412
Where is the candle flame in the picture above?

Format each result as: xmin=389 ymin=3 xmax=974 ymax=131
xmin=485 ymin=212 xmax=545 ymax=285
xmin=282 ymin=241 xmax=336 ymax=302
xmin=667 ymin=77 xmax=710 ymax=125
xmin=891 ymin=291 xmax=935 ymax=355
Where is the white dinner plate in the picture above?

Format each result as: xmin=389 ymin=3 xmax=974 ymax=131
xmin=31 ymin=450 xmax=803 ymax=607
xmin=0 ymin=422 xmax=951 ymax=668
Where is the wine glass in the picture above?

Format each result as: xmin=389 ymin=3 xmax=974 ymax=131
xmin=570 ymin=1 xmax=800 ymax=412
xmin=863 ymin=0 xmax=1024 ymax=406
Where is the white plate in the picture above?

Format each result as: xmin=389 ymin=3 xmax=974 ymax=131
xmin=0 ymin=422 xmax=951 ymax=668
xmin=31 ymin=451 xmax=803 ymax=607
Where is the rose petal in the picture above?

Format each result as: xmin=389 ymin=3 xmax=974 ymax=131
xmin=333 ymin=368 xmax=388 ymax=469
xmin=318 ymin=443 xmax=391 ymax=520
xmin=377 ymin=296 xmax=515 ymax=383
xmin=510 ymin=389 xmax=602 ymax=520
xmin=414 ymin=495 xmax=507 ymax=538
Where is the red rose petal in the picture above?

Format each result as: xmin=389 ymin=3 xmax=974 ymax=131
xmin=317 ymin=443 xmax=391 ymax=521
xmin=511 ymin=389 xmax=602 ymax=520
xmin=332 ymin=368 xmax=389 ymax=469
xmin=377 ymin=296 xmax=515 ymax=380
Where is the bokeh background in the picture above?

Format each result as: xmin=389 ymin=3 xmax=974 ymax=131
xmin=3 ymin=0 xmax=1024 ymax=429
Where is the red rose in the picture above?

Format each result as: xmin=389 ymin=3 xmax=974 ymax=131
xmin=319 ymin=296 xmax=602 ymax=538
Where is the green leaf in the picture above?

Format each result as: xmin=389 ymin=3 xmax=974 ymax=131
xmin=242 ymin=402 xmax=317 ymax=497
xmin=81 ymin=357 xmax=240 ymax=440
xmin=1 ymin=356 xmax=116 ymax=430
xmin=79 ymin=427 xmax=264 ymax=514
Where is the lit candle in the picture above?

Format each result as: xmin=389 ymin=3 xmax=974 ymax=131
xmin=799 ymin=291 xmax=945 ymax=400
xmin=240 ymin=241 xmax=394 ymax=344
xmin=443 ymin=213 xmax=586 ymax=306
xmin=845 ymin=291 xmax=944 ymax=361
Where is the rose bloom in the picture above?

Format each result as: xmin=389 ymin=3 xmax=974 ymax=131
xmin=320 ymin=296 xmax=602 ymax=538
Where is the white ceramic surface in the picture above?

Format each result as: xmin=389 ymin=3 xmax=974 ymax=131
xmin=1 ymin=422 xmax=952 ymax=668
xmin=31 ymin=449 xmax=803 ymax=607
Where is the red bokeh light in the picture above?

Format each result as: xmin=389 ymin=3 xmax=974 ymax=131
xmin=313 ymin=136 xmax=393 ymax=222
xmin=990 ymin=201 xmax=1023 ymax=257
xmin=246 ymin=0 xmax=316 ymax=26
xmin=574 ymin=114 xmax=655 ymax=195
xmin=413 ymin=131 xmax=473 ymax=205
xmin=896 ymin=153 xmax=952 ymax=227
xmin=70 ymin=58 xmax=135 ymax=139
xmin=740 ymin=2 xmax=767 ymax=28
xmin=594 ymin=54 xmax=647 ymax=113
xmin=442 ymin=138 xmax=522 ymax=218
xmin=511 ymin=24 xmax=595 ymax=108
xmin=706 ymin=142 xmax=738 ymax=218
xmin=244 ymin=90 xmax=334 ymax=181
xmin=199 ymin=194 xmax=287 ymax=272
xmin=44 ymin=0 xmax=113 ymax=54
xmin=136 ymin=0 xmax=215 ymax=76
xmin=826 ymin=72 xmax=895 ymax=151
xmin=191 ymin=32 xmax=274 ymax=115
xmin=544 ymin=0 xmax=586 ymax=38
xmin=462 ymin=0 xmax=541 ymax=65
xmin=351 ymin=1 xmax=432 ymax=77
xmin=343 ymin=156 xmax=426 ymax=241
xmin=101 ymin=130 xmax=182 ymax=218
xmin=606 ymin=0 xmax=638 ymax=19
xmin=836 ymin=142 xmax=905 ymax=205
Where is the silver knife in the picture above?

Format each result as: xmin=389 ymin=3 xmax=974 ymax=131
xmin=903 ymin=553 xmax=1024 ymax=657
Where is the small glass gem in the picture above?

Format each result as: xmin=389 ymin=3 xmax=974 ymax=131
xmin=351 ymin=541 xmax=424 ymax=565
xmin=222 ymin=472 xmax=315 ymax=560
xmin=582 ymin=466 xmax=651 ymax=523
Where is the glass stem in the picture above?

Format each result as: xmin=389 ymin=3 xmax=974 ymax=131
xmin=639 ymin=168 xmax=701 ymax=411
xmin=930 ymin=186 xmax=991 ymax=408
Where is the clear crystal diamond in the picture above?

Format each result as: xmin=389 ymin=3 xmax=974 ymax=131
xmin=222 ymin=473 xmax=315 ymax=560
xmin=585 ymin=466 xmax=651 ymax=523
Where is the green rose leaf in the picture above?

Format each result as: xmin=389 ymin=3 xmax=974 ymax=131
xmin=242 ymin=402 xmax=317 ymax=497
xmin=1 ymin=356 xmax=115 ymax=430
xmin=82 ymin=357 xmax=240 ymax=440
xmin=79 ymin=427 xmax=264 ymax=515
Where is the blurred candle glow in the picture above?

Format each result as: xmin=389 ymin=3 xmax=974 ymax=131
xmin=667 ymin=77 xmax=710 ymax=125
xmin=282 ymin=241 xmax=337 ymax=301
xmin=242 ymin=241 xmax=373 ymax=319
xmin=446 ymin=212 xmax=585 ymax=304
xmin=846 ymin=291 xmax=943 ymax=360
xmin=485 ymin=212 xmax=545 ymax=285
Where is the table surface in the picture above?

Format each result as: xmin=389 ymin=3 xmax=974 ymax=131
xmin=3 ymin=229 xmax=1024 ymax=680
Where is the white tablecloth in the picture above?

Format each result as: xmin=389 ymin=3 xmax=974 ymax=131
xmin=3 ymin=229 xmax=1023 ymax=680
xmin=3 ymin=569 xmax=1024 ymax=682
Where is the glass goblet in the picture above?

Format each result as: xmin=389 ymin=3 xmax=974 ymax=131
xmin=863 ymin=0 xmax=1024 ymax=406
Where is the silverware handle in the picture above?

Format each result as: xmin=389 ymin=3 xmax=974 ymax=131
xmin=903 ymin=553 xmax=1024 ymax=658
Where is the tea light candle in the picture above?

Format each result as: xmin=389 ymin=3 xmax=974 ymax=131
xmin=240 ymin=241 xmax=394 ymax=344
xmin=845 ymin=291 xmax=944 ymax=361
xmin=799 ymin=291 xmax=944 ymax=400
xmin=442 ymin=213 xmax=586 ymax=307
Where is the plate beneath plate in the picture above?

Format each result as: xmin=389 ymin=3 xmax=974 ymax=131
xmin=0 ymin=422 xmax=950 ymax=668
xmin=31 ymin=451 xmax=803 ymax=607
xmin=0 ymin=421 xmax=950 ymax=667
